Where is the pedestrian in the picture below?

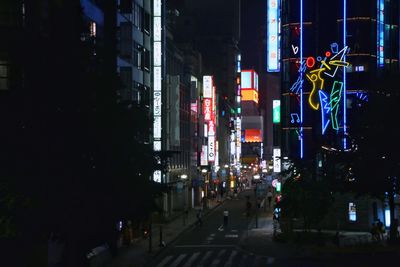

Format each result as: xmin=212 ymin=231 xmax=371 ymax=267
xmin=223 ymin=209 xmax=229 ymax=228
xmin=246 ymin=199 xmax=252 ymax=217
xmin=377 ymin=219 xmax=384 ymax=241
xmin=370 ymin=222 xmax=379 ymax=242
xmin=267 ymin=189 xmax=273 ymax=208
xmin=196 ymin=208 xmax=203 ymax=227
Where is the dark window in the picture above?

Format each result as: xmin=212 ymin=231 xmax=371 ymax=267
xmin=133 ymin=3 xmax=143 ymax=30
xmin=133 ymin=43 xmax=142 ymax=69
xmin=119 ymin=0 xmax=132 ymax=13
xmin=144 ymin=11 xmax=150 ymax=34
xmin=142 ymin=48 xmax=150 ymax=71
xmin=119 ymin=22 xmax=132 ymax=60
xmin=0 ymin=60 xmax=9 ymax=90
xmin=120 ymin=67 xmax=132 ymax=101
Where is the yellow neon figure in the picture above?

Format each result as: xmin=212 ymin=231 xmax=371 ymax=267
xmin=306 ymin=59 xmax=349 ymax=111
xmin=306 ymin=67 xmax=325 ymax=110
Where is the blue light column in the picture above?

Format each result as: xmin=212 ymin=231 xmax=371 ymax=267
xmin=343 ymin=0 xmax=347 ymax=150
xmin=300 ymin=0 xmax=304 ymax=158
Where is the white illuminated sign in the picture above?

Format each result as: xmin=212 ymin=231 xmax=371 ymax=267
xmin=208 ymin=135 xmax=215 ymax=162
xmin=153 ymin=170 xmax=162 ymax=183
xmin=273 ymin=148 xmax=281 ymax=173
xmin=154 ymin=0 xmax=161 ymax=16
xmin=203 ymin=76 xmax=213 ymax=98
xmin=153 ymin=116 xmax=162 ymax=139
xmin=153 ymin=0 xmax=163 ymax=153
xmin=153 ymin=92 xmax=162 ymax=115
xmin=153 ymin=17 xmax=162 ymax=41
xmin=267 ymin=0 xmax=280 ymax=72
xmin=153 ymin=141 xmax=161 ymax=151
xmin=201 ymin=145 xmax=208 ymax=166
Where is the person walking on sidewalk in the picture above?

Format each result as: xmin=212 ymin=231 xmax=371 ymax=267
xmin=196 ymin=208 xmax=203 ymax=227
xmin=267 ymin=188 xmax=273 ymax=208
xmin=223 ymin=209 xmax=229 ymax=229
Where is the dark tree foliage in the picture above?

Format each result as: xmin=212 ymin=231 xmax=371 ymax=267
xmin=0 ymin=0 xmax=160 ymax=263
xmin=279 ymin=159 xmax=333 ymax=232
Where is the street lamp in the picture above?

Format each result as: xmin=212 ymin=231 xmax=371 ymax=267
xmin=180 ymin=174 xmax=188 ymax=179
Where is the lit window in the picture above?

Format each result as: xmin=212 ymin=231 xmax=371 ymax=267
xmin=349 ymin=202 xmax=356 ymax=221
xmin=90 ymin=22 xmax=96 ymax=37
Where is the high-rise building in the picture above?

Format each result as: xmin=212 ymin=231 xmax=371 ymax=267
xmin=277 ymin=0 xmax=400 ymax=231
xmin=280 ymin=0 xmax=399 ymax=160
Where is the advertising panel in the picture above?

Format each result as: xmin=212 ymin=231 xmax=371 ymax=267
xmin=203 ymin=76 xmax=213 ymax=98
xmin=267 ymin=0 xmax=280 ymax=72
xmin=273 ymin=147 xmax=281 ymax=173
xmin=273 ymin=100 xmax=281 ymax=123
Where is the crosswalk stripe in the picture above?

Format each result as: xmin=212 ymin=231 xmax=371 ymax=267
xmin=169 ymin=254 xmax=187 ymax=267
xmin=155 ymin=255 xmax=173 ymax=267
xmin=253 ymin=256 xmax=262 ymax=266
xmin=197 ymin=251 xmax=213 ymax=267
xmin=210 ymin=249 xmax=226 ymax=266
xmin=238 ymin=254 xmax=248 ymax=266
xmin=224 ymin=250 xmax=238 ymax=267
xmin=183 ymin=252 xmax=200 ymax=267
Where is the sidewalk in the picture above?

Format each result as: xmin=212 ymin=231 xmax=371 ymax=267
xmin=238 ymin=206 xmax=398 ymax=260
xmin=107 ymin=197 xmax=225 ymax=267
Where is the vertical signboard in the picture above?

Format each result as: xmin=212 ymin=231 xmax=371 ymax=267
xmin=203 ymin=76 xmax=213 ymax=98
xmin=377 ymin=0 xmax=384 ymax=67
xmin=273 ymin=148 xmax=281 ymax=173
xmin=272 ymin=100 xmax=281 ymax=123
xmin=201 ymin=145 xmax=208 ymax=166
xmin=153 ymin=0 xmax=163 ymax=182
xmin=267 ymin=0 xmax=280 ymax=72
xmin=208 ymin=135 xmax=215 ymax=162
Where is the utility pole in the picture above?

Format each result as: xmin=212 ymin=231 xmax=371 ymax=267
xmin=255 ymin=182 xmax=258 ymax=228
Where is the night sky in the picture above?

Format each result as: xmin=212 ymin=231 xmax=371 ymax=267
xmin=240 ymin=0 xmax=266 ymax=71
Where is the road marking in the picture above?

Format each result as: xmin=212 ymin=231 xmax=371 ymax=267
xmin=175 ymin=244 xmax=235 ymax=248
xmin=267 ymin=257 xmax=275 ymax=264
xmin=238 ymin=254 xmax=248 ymax=266
xmin=197 ymin=251 xmax=213 ymax=267
xmin=155 ymin=255 xmax=173 ymax=267
xmin=210 ymin=249 xmax=226 ymax=266
xmin=225 ymin=250 xmax=238 ymax=267
xmin=224 ymin=234 xmax=239 ymax=238
xmin=182 ymin=252 xmax=200 ymax=267
xmin=169 ymin=254 xmax=186 ymax=267
xmin=218 ymin=225 xmax=224 ymax=231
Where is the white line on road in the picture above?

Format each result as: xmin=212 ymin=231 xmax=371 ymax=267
xmin=169 ymin=254 xmax=187 ymax=267
xmin=267 ymin=257 xmax=275 ymax=264
xmin=238 ymin=254 xmax=248 ymax=266
xmin=174 ymin=244 xmax=236 ymax=248
xmin=224 ymin=234 xmax=239 ymax=238
xmin=225 ymin=250 xmax=238 ymax=267
xmin=210 ymin=249 xmax=226 ymax=266
xmin=182 ymin=252 xmax=200 ymax=267
xmin=197 ymin=251 xmax=213 ymax=267
xmin=155 ymin=255 xmax=173 ymax=267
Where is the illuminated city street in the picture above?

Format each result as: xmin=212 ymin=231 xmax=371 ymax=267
xmin=1 ymin=0 xmax=400 ymax=266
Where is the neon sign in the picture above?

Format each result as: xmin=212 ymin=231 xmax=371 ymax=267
xmin=267 ymin=0 xmax=280 ymax=72
xmin=377 ymin=0 xmax=384 ymax=67
xmin=153 ymin=0 xmax=163 ymax=182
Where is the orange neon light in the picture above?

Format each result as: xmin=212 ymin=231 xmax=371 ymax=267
xmin=244 ymin=129 xmax=262 ymax=142
xmin=241 ymin=89 xmax=259 ymax=103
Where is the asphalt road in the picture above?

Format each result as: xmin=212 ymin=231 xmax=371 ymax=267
xmin=146 ymin=189 xmax=399 ymax=267
xmin=148 ymin=190 xmax=276 ymax=267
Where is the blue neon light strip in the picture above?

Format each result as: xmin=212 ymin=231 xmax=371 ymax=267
xmin=299 ymin=0 xmax=304 ymax=158
xmin=377 ymin=0 xmax=385 ymax=67
xmin=343 ymin=0 xmax=347 ymax=149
